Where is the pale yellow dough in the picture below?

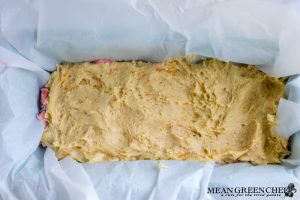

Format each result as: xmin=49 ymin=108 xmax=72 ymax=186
xmin=41 ymin=59 xmax=289 ymax=164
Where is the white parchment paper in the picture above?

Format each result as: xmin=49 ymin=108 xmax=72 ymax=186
xmin=1 ymin=0 xmax=300 ymax=199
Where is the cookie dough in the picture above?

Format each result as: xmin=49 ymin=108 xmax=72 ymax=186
xmin=41 ymin=58 xmax=289 ymax=164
